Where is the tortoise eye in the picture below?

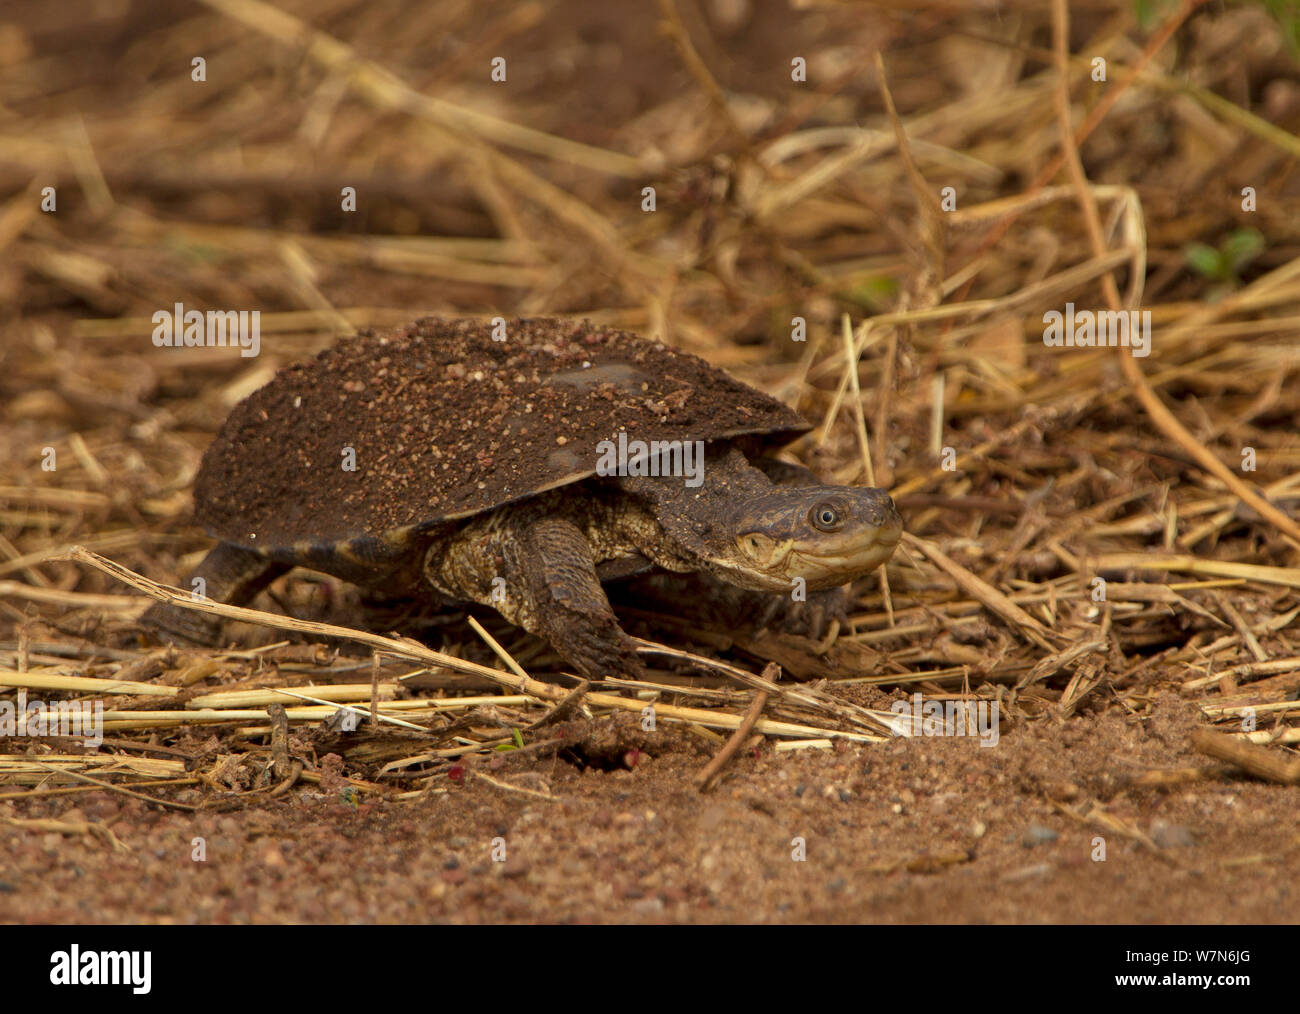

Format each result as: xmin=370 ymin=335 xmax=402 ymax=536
xmin=811 ymin=503 xmax=842 ymax=531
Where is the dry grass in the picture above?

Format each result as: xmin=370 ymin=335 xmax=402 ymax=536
xmin=2 ymin=0 xmax=1299 ymax=806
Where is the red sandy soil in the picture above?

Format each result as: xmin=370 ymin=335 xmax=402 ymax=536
xmin=2 ymin=692 xmax=1294 ymax=924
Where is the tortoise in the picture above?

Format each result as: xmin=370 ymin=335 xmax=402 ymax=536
xmin=142 ymin=317 xmax=902 ymax=679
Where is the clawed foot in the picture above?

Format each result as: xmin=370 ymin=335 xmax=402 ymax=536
xmin=547 ymin=607 xmax=648 ymax=681
xmin=753 ymin=586 xmax=850 ymax=647
xmin=630 ymin=573 xmax=851 ymax=650
xmin=138 ymin=600 xmax=223 ymax=647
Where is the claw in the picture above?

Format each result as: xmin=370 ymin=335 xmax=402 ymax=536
xmin=815 ymin=618 xmax=841 ymax=654
xmin=758 ymin=596 xmax=785 ymax=630
xmin=806 ymin=601 xmax=827 ymax=641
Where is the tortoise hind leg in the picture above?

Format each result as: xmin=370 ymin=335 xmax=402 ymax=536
xmin=140 ymin=543 xmax=288 ymax=646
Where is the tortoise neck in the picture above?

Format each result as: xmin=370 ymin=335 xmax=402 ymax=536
xmin=613 ymin=445 xmax=774 ymax=561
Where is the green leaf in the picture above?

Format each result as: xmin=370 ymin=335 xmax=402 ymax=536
xmin=1221 ymin=229 xmax=1265 ymax=271
xmin=1262 ymin=0 xmax=1300 ymax=53
xmin=842 ymin=275 xmax=898 ymax=310
xmin=1184 ymin=242 xmax=1226 ymax=280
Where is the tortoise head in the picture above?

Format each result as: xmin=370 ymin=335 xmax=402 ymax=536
xmin=699 ymin=485 xmax=903 ymax=592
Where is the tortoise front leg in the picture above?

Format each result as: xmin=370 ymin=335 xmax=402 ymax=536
xmin=508 ymin=517 xmax=647 ymax=680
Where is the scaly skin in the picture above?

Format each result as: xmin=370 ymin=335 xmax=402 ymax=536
xmin=140 ymin=544 xmax=288 ymax=646
xmin=144 ymin=446 xmax=902 ymax=679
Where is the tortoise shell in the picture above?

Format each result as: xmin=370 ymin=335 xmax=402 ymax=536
xmin=194 ymin=317 xmax=810 ymax=549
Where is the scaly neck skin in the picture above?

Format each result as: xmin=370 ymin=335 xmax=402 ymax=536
xmin=614 ymin=445 xmax=775 ymax=566
xmin=616 ymin=445 xmax=903 ymax=592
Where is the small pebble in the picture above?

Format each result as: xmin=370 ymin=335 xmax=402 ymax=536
xmin=631 ymin=897 xmax=665 ymax=917
xmin=1151 ymin=820 xmax=1198 ymax=849
xmin=1003 ymin=862 xmax=1053 ymax=882
xmin=1023 ymin=824 xmax=1060 ymax=847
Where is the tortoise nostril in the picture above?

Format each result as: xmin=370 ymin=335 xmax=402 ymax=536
xmin=872 ymin=493 xmax=901 ymax=526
